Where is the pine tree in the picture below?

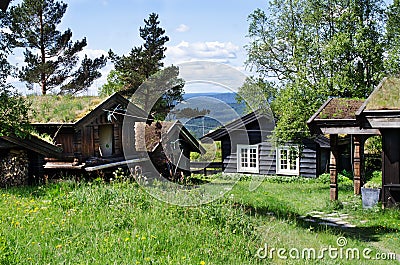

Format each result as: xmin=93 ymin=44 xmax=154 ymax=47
xmin=110 ymin=13 xmax=184 ymax=119
xmin=5 ymin=0 xmax=106 ymax=95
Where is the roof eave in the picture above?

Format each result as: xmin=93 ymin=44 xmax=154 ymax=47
xmin=307 ymin=98 xmax=333 ymax=125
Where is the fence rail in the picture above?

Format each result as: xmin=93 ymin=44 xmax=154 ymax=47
xmin=190 ymin=161 xmax=223 ymax=176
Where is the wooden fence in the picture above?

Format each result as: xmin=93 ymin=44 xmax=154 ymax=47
xmin=190 ymin=161 xmax=223 ymax=176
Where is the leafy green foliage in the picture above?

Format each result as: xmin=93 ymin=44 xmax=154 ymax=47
xmin=0 ymin=86 xmax=31 ymax=138
xmin=243 ymin=0 xmax=399 ymax=143
xmin=365 ymin=170 xmax=382 ymax=188
xmin=4 ymin=0 xmax=106 ymax=95
xmin=98 ymin=70 xmax=125 ymax=97
xmin=0 ymin=9 xmax=31 ymax=138
xmin=365 ymin=136 xmax=382 ymax=155
xmin=385 ymin=0 xmax=400 ymax=75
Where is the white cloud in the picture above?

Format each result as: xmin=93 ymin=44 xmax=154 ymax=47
xmin=165 ymin=41 xmax=239 ymax=65
xmin=176 ymin=24 xmax=190 ymax=33
xmin=79 ymin=48 xmax=108 ymax=60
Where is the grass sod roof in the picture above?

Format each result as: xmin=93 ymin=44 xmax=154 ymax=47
xmin=135 ymin=121 xmax=175 ymax=152
xmin=316 ymin=98 xmax=365 ymax=120
xmin=365 ymin=77 xmax=400 ymax=111
xmin=27 ymin=95 xmax=107 ymax=123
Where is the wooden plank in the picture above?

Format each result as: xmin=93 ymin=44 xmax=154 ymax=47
xmin=330 ymin=135 xmax=339 ymax=201
xmin=321 ymin=127 xmax=380 ymax=135
xmin=366 ymin=117 xmax=400 ymax=128
xmin=85 ymin=157 xmax=149 ymax=172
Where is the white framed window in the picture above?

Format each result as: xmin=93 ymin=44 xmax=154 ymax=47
xmin=276 ymin=146 xmax=300 ymax=175
xmin=237 ymin=144 xmax=259 ymax=173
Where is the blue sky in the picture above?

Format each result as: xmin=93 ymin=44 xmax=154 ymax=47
xmin=9 ymin=0 xmax=267 ymax=94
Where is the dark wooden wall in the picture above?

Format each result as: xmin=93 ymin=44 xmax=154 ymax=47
xmin=382 ymin=129 xmax=400 ymax=207
xmin=219 ymin=117 xmax=322 ymax=177
xmin=299 ymin=141 xmax=318 ymax=178
xmin=220 ymin=116 xmax=276 ymax=176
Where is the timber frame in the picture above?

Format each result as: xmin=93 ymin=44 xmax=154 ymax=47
xmin=309 ymin=77 xmax=400 ymax=207
xmin=308 ymin=98 xmax=380 ymax=200
xmin=32 ymin=93 xmax=149 ymax=171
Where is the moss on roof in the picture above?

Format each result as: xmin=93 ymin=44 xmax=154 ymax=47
xmin=366 ymin=77 xmax=400 ymax=110
xmin=27 ymin=95 xmax=106 ymax=123
xmin=135 ymin=121 xmax=175 ymax=152
xmin=317 ymin=98 xmax=364 ymax=119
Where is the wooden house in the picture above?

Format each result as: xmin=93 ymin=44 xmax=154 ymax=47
xmin=309 ymin=77 xmax=400 ymax=207
xmin=356 ymin=77 xmax=400 ymax=207
xmin=30 ymin=93 xmax=149 ymax=171
xmin=134 ymin=121 xmax=204 ymax=179
xmin=200 ymin=110 xmax=330 ymax=178
xmin=0 ymin=134 xmax=62 ymax=185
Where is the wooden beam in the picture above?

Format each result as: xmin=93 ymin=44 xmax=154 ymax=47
xmin=85 ymin=157 xmax=149 ymax=172
xmin=353 ymin=136 xmax=365 ymax=195
xmin=321 ymin=127 xmax=380 ymax=135
xmin=329 ymin=134 xmax=339 ymax=200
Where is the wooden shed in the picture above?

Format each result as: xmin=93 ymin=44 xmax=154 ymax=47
xmin=356 ymin=77 xmax=400 ymax=207
xmin=0 ymin=134 xmax=62 ymax=185
xmin=308 ymin=98 xmax=379 ymax=200
xmin=135 ymin=121 xmax=204 ymax=180
xmin=200 ymin=110 xmax=330 ymax=178
xmin=30 ymin=93 xmax=149 ymax=171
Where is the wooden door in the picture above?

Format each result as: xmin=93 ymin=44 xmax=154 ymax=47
xmin=99 ymin=125 xmax=113 ymax=157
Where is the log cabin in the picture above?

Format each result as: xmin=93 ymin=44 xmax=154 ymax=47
xmin=200 ymin=110 xmax=330 ymax=178
xmin=30 ymin=93 xmax=149 ymax=171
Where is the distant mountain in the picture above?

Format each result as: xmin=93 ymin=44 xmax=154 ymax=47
xmin=183 ymin=92 xmax=239 ymax=104
xmin=169 ymin=92 xmax=247 ymax=138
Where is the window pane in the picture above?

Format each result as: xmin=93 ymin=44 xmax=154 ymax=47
xmin=249 ymin=148 xmax=257 ymax=168
xmin=289 ymin=150 xmax=297 ymax=170
xmin=280 ymin=150 xmax=288 ymax=169
xmin=241 ymin=148 xmax=248 ymax=167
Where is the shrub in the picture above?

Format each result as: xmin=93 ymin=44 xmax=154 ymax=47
xmin=318 ymin=173 xmax=352 ymax=185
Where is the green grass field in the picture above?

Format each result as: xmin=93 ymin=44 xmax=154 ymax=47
xmin=0 ymin=175 xmax=399 ymax=264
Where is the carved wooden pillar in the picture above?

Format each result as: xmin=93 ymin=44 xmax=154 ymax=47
xmin=93 ymin=125 xmax=100 ymax=157
xmin=330 ymin=134 xmax=339 ymax=200
xmin=353 ymin=135 xmax=365 ymax=195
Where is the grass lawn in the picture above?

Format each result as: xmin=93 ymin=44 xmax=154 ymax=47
xmin=0 ymin=175 xmax=399 ymax=264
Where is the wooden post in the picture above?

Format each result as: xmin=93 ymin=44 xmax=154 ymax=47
xmin=93 ymin=125 xmax=100 ymax=157
xmin=353 ymin=136 xmax=365 ymax=195
xmin=330 ymin=134 xmax=339 ymax=200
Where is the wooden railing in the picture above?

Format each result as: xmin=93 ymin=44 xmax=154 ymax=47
xmin=190 ymin=161 xmax=223 ymax=176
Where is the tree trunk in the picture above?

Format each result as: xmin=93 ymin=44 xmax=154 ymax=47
xmin=39 ymin=8 xmax=47 ymax=95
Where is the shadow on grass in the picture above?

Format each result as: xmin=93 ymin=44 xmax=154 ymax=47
xmin=234 ymin=200 xmax=399 ymax=243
